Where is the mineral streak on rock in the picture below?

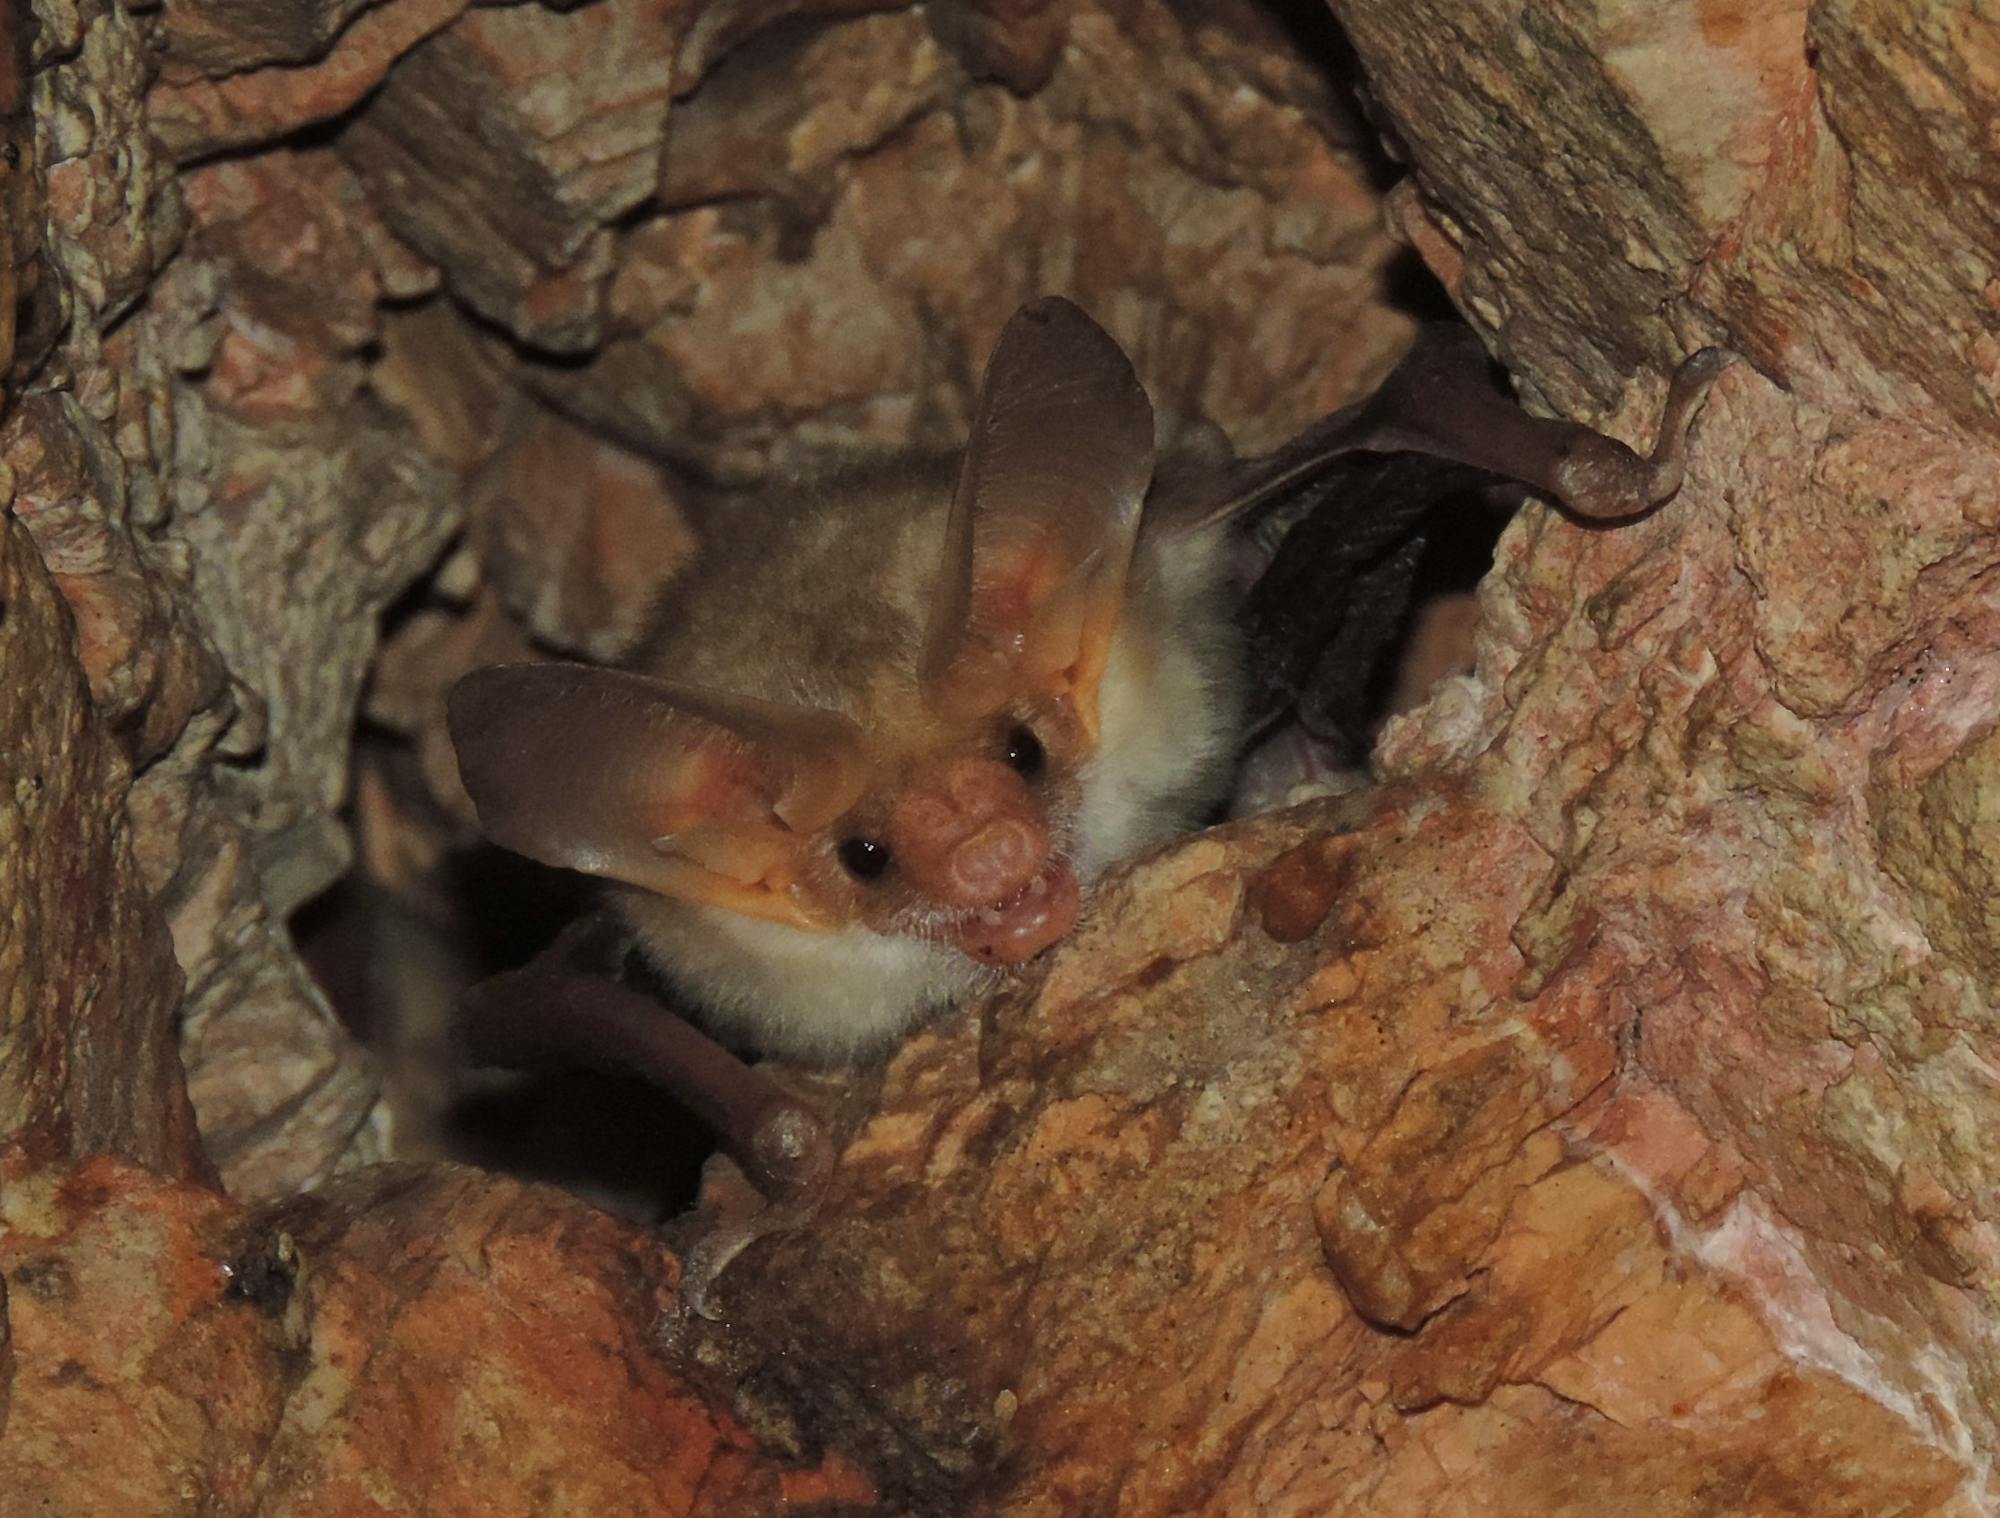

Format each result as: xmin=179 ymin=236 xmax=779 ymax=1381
xmin=687 ymin=796 xmax=1971 ymax=1513
xmin=1334 ymin=0 xmax=2000 ymax=1502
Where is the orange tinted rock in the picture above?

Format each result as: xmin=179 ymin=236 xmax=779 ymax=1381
xmin=0 ymin=1156 xmax=861 ymax=1515
xmin=1342 ymin=0 xmax=2000 ymax=1496
xmin=149 ymin=0 xmax=473 ymax=163
xmin=0 ymin=1154 xmax=282 ymax=1508
xmin=179 ymin=151 xmax=387 ymax=423
xmin=1254 ymin=837 xmax=1350 ymax=942
xmin=246 ymin=1166 xmax=857 ymax=1516
xmin=10 ymin=0 xmax=2000 ymax=1504
xmin=685 ymin=775 xmax=1978 ymax=1512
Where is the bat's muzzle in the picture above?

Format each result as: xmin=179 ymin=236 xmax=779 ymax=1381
xmin=888 ymin=754 xmax=1081 ymax=963
xmin=948 ymin=860 xmax=1081 ymax=966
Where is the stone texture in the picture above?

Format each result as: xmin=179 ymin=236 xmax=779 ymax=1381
xmin=8 ymin=2 xmax=461 ymax=1197
xmin=0 ymin=1150 xmax=288 ymax=1511
xmin=0 ymin=0 xmax=203 ymax=1182
xmin=6 ymin=0 xmax=1999 ymax=1508
xmin=157 ymin=0 xmax=380 ymax=79
xmin=1320 ymin=0 xmax=2000 ymax=1501
xmin=149 ymin=0 xmax=472 ymax=164
xmin=686 ymin=809 xmax=1974 ymax=1514
xmin=540 ymin=2 xmax=1409 ymax=484
xmin=0 ymin=516 xmax=201 ymax=1177
xmin=127 ymin=145 xmax=462 ymax=1197
xmin=467 ymin=405 xmax=695 ymax=663
xmin=0 ymin=1153 xmax=863 ymax=1514
xmin=337 ymin=0 xmax=679 ymax=351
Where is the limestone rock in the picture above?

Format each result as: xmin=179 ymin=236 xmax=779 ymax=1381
xmin=0 ymin=0 xmax=201 ymax=1182
xmin=923 ymin=0 xmax=1068 ymax=93
xmin=0 ymin=1151 xmax=286 ymax=1509
xmin=0 ymin=1153 xmax=863 ymax=1514
xmin=242 ymin=1165 xmax=876 ymax=1515
xmin=467 ymin=405 xmax=695 ymax=663
xmin=0 ymin=517 xmax=200 ymax=1176
xmin=158 ymin=0 xmax=380 ymax=79
xmin=1332 ymin=0 xmax=2000 ymax=1495
xmin=337 ymin=0 xmax=678 ymax=351
xmin=119 ymin=142 xmax=463 ymax=1196
xmin=3 ymin=390 xmax=224 ymax=764
xmin=540 ymin=3 xmax=1409 ymax=483
xmin=149 ymin=0 xmax=471 ymax=162
xmin=688 ymin=805 xmax=1973 ymax=1513
xmin=13 ymin=7 xmax=463 ymax=1196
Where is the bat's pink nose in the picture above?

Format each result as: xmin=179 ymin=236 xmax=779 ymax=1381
xmin=947 ymin=816 xmax=1043 ymax=903
xmin=887 ymin=755 xmax=1050 ymax=909
xmin=949 ymin=863 xmax=1080 ymax=966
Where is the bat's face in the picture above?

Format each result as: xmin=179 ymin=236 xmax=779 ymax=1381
xmin=792 ymin=696 xmax=1091 ymax=966
xmin=449 ymin=300 xmax=1170 ymax=1043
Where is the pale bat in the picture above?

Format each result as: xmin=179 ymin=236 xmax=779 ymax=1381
xmin=448 ymin=301 xmax=1730 ymax=1224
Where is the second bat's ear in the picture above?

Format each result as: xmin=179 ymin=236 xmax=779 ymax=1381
xmin=922 ymin=297 xmax=1156 ymax=743
xmin=448 ymin=663 xmax=868 ymax=930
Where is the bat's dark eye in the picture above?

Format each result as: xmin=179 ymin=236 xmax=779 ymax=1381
xmin=1002 ymin=724 xmax=1044 ymax=778
xmin=838 ymin=837 xmax=892 ymax=881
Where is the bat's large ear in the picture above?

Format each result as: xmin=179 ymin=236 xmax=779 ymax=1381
xmin=922 ymin=297 xmax=1156 ymax=743
xmin=448 ymin=663 xmax=868 ymax=930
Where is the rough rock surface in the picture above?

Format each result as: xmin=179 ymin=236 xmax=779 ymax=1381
xmin=149 ymin=0 xmax=472 ymax=164
xmin=466 ymin=406 xmax=696 ymax=662
xmin=0 ymin=514 xmax=202 ymax=1177
xmin=547 ymin=2 xmax=1404 ymax=484
xmin=141 ymin=144 xmax=459 ymax=1197
xmin=0 ymin=1150 xmax=862 ymax=1513
xmin=337 ymin=0 xmax=680 ymax=351
xmin=1333 ymin=0 xmax=2000 ymax=1501
xmin=0 ymin=0 xmax=201 ymax=1181
xmin=0 ymin=0 xmax=1995 ymax=1510
xmin=692 ymin=812 xmax=1973 ymax=1514
xmin=2 ymin=0 xmax=446 ymax=1203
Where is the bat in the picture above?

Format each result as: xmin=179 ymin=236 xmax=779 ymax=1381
xmin=446 ymin=301 xmax=1730 ymax=1257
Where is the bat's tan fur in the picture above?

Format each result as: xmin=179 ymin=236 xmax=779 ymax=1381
xmin=619 ymin=460 xmax=1241 ymax=1060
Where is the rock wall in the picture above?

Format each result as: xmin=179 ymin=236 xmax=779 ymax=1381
xmin=0 ymin=0 xmax=1995 ymax=1512
xmin=1351 ymin=0 xmax=2000 ymax=1498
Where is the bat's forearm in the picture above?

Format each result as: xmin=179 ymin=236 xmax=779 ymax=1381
xmin=456 ymin=918 xmax=834 ymax=1200
xmin=1159 ymin=325 xmax=1733 ymax=532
